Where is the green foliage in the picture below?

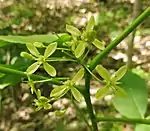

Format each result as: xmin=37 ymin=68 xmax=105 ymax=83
xmin=135 ymin=124 xmax=150 ymax=131
xmin=0 ymin=34 xmax=58 ymax=44
xmin=0 ymin=74 xmax=21 ymax=90
xmin=132 ymin=66 xmax=150 ymax=80
xmin=113 ymin=71 xmax=148 ymax=118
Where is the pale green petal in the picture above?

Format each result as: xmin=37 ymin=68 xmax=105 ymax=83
xmin=72 ymin=68 xmax=84 ymax=83
xmin=71 ymin=87 xmax=83 ymax=102
xmin=20 ymin=52 xmax=36 ymax=60
xmin=44 ymin=42 xmax=57 ymax=58
xmin=26 ymin=62 xmax=41 ymax=74
xmin=86 ymin=16 xmax=95 ymax=32
xmin=75 ymin=41 xmax=86 ymax=58
xmin=96 ymin=87 xmax=109 ymax=99
xmin=50 ymin=86 xmax=69 ymax=98
xmin=66 ymin=25 xmax=81 ymax=37
xmin=55 ymin=109 xmax=66 ymax=116
xmin=44 ymin=103 xmax=52 ymax=110
xmin=26 ymin=43 xmax=40 ymax=57
xmin=96 ymin=65 xmax=111 ymax=81
xmin=92 ymin=39 xmax=105 ymax=50
xmin=112 ymin=65 xmax=127 ymax=81
xmin=43 ymin=62 xmax=56 ymax=77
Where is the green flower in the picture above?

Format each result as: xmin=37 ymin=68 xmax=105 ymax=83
xmin=50 ymin=68 xmax=84 ymax=102
xmin=95 ymin=65 xmax=127 ymax=99
xmin=33 ymin=89 xmax=52 ymax=111
xmin=21 ymin=42 xmax=57 ymax=77
xmin=66 ymin=16 xmax=105 ymax=58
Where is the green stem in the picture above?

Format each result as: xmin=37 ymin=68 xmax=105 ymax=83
xmin=0 ymin=65 xmax=63 ymax=85
xmin=84 ymin=71 xmax=98 ymax=131
xmin=89 ymin=7 xmax=150 ymax=70
xmin=96 ymin=117 xmax=150 ymax=124
xmin=46 ymin=58 xmax=77 ymax=62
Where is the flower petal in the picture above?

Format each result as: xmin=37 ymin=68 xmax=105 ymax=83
xmin=66 ymin=25 xmax=81 ymax=37
xmin=26 ymin=43 xmax=40 ymax=57
xmin=71 ymin=87 xmax=83 ymax=102
xmin=86 ymin=16 xmax=95 ymax=32
xmin=96 ymin=65 xmax=111 ymax=81
xmin=92 ymin=39 xmax=105 ymax=50
xmin=75 ymin=41 xmax=86 ymax=58
xmin=50 ymin=86 xmax=68 ymax=98
xmin=26 ymin=62 xmax=41 ymax=74
xmin=96 ymin=87 xmax=109 ymax=99
xmin=43 ymin=62 xmax=56 ymax=77
xmin=44 ymin=42 xmax=57 ymax=58
xmin=72 ymin=68 xmax=84 ymax=84
xmin=111 ymin=65 xmax=127 ymax=81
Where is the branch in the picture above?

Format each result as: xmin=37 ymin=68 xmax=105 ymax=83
xmin=0 ymin=65 xmax=63 ymax=85
xmin=89 ymin=7 xmax=150 ymax=70
xmin=84 ymin=70 xmax=98 ymax=131
xmin=96 ymin=117 xmax=150 ymax=124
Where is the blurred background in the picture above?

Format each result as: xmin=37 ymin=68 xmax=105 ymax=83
xmin=0 ymin=0 xmax=150 ymax=131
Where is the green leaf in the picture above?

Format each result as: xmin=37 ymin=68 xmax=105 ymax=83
xmin=113 ymin=71 xmax=148 ymax=118
xmin=26 ymin=43 xmax=40 ymax=57
xmin=74 ymin=41 xmax=86 ymax=58
xmin=0 ymin=40 xmax=10 ymax=47
xmin=112 ymin=65 xmax=127 ymax=81
xmin=96 ymin=87 xmax=109 ymax=99
xmin=57 ymin=33 xmax=71 ymax=43
xmin=44 ymin=42 xmax=57 ymax=58
xmin=0 ymin=34 xmax=58 ymax=44
xmin=55 ymin=109 xmax=66 ymax=117
xmin=135 ymin=124 xmax=150 ymax=131
xmin=20 ymin=52 xmax=36 ymax=60
xmin=96 ymin=65 xmax=111 ymax=81
xmin=43 ymin=62 xmax=56 ymax=77
xmin=114 ymin=86 xmax=127 ymax=98
xmin=0 ymin=74 xmax=21 ymax=90
xmin=72 ymin=68 xmax=84 ymax=83
xmin=86 ymin=16 xmax=95 ymax=32
xmin=66 ymin=25 xmax=81 ymax=37
xmin=71 ymin=87 xmax=83 ymax=102
xmin=92 ymin=39 xmax=105 ymax=50
xmin=33 ymin=42 xmax=45 ymax=48
xmin=26 ymin=62 xmax=41 ymax=74
xmin=50 ymin=86 xmax=68 ymax=98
